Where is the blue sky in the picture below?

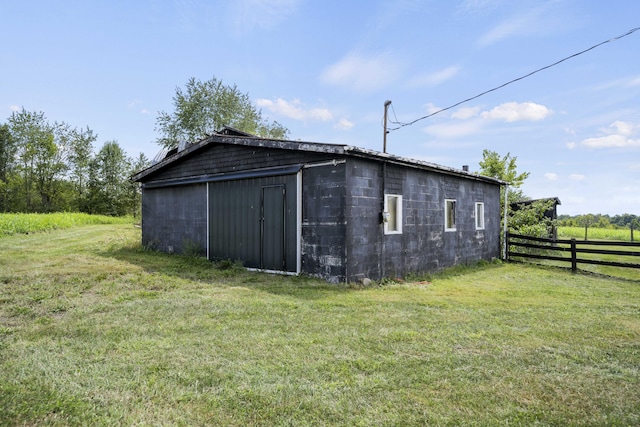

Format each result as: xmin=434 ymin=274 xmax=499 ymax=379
xmin=2 ymin=0 xmax=639 ymax=215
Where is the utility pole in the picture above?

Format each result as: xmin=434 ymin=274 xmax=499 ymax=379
xmin=383 ymin=100 xmax=391 ymax=153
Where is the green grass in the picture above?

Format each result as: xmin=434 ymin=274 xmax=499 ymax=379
xmin=559 ymin=226 xmax=637 ymax=242
xmin=1 ymin=225 xmax=639 ymax=426
xmin=0 ymin=212 xmax=134 ymax=237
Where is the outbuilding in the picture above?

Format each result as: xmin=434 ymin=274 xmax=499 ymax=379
xmin=132 ymin=128 xmax=504 ymax=283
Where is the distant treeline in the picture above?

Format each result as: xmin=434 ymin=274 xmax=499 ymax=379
xmin=557 ymin=213 xmax=639 ymax=229
xmin=0 ymin=108 xmax=150 ymax=216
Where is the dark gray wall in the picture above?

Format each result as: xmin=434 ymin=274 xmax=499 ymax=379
xmin=147 ymin=143 xmax=333 ymax=182
xmin=300 ymin=162 xmax=347 ymax=283
xmin=141 ymin=184 xmax=207 ymax=254
xmin=139 ymin=141 xmax=501 ymax=284
xmin=344 ymin=159 xmax=383 ymax=282
xmin=140 ymin=141 xmax=334 ymax=262
xmin=344 ymin=159 xmax=501 ymax=282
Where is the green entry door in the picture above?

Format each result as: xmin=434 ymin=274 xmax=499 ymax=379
xmin=261 ymin=185 xmax=286 ymax=271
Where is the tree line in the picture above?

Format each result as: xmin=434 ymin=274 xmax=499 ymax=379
xmin=0 ymin=108 xmax=149 ymax=216
xmin=1 ymin=76 xmax=291 ymax=217
xmin=558 ymin=213 xmax=640 ymax=230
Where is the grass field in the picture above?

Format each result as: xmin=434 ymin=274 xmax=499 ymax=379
xmin=558 ymin=226 xmax=637 ymax=242
xmin=1 ymin=223 xmax=639 ymax=426
xmin=0 ymin=212 xmax=133 ymax=237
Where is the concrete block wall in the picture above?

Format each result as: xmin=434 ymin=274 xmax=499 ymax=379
xmin=344 ymin=159 xmax=383 ymax=282
xmin=300 ymin=162 xmax=347 ymax=283
xmin=344 ymin=159 xmax=501 ymax=282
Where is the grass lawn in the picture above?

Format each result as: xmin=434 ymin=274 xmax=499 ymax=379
xmin=1 ymin=225 xmax=639 ymax=426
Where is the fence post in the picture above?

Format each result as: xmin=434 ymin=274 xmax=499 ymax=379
xmin=571 ymin=238 xmax=577 ymax=272
xmin=505 ymin=232 xmax=509 ymax=262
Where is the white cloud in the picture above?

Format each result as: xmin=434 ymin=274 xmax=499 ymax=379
xmin=10 ymin=105 xmax=20 ymax=112
xmin=476 ymin=2 xmax=566 ymax=47
xmin=569 ymin=174 xmax=585 ymax=181
xmin=566 ymin=142 xmax=577 ymax=149
xmin=127 ymin=99 xmax=150 ymax=115
xmin=610 ymin=120 xmax=634 ymax=136
xmin=256 ymin=98 xmax=333 ymax=122
xmin=321 ymin=52 xmax=403 ymax=92
xmin=478 ymin=14 xmax=531 ymax=46
xmin=582 ymin=134 xmax=640 ymax=148
xmin=423 ymin=119 xmax=485 ymax=139
xmin=409 ymin=66 xmax=460 ymax=87
xmin=127 ymin=99 xmax=142 ymax=109
xmin=565 ymin=195 xmax=586 ymax=205
xmin=451 ymin=106 xmax=481 ymax=120
xmin=581 ymin=121 xmax=640 ymax=148
xmin=229 ymin=0 xmax=299 ymax=32
xmin=481 ymin=102 xmax=552 ymax=122
xmin=457 ymin=0 xmax=501 ymax=15
xmin=334 ymin=118 xmax=354 ymax=130
xmin=544 ymin=173 xmax=558 ymax=181
xmin=596 ymin=75 xmax=640 ymax=90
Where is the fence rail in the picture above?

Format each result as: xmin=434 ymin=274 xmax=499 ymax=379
xmin=507 ymin=232 xmax=640 ymax=272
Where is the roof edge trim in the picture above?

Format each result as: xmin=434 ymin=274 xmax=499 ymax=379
xmin=141 ymin=164 xmax=303 ymax=189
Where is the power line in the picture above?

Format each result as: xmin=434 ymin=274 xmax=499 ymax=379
xmin=388 ymin=26 xmax=640 ymax=132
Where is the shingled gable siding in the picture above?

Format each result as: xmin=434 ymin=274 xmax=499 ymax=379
xmin=146 ymin=143 xmax=335 ymax=182
xmin=343 ymin=158 xmax=501 ymax=282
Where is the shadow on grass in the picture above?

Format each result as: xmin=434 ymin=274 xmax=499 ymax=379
xmin=99 ymin=243 xmax=353 ymax=300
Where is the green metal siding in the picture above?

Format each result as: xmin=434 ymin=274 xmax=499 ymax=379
xmin=208 ymin=174 xmax=298 ymax=272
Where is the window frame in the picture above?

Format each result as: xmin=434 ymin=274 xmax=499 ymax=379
xmin=384 ymin=194 xmax=403 ymax=235
xmin=475 ymin=202 xmax=485 ymax=230
xmin=445 ymin=199 xmax=456 ymax=232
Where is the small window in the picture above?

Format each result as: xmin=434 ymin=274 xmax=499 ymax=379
xmin=384 ymin=194 xmax=402 ymax=234
xmin=445 ymin=199 xmax=456 ymax=231
xmin=475 ymin=202 xmax=485 ymax=230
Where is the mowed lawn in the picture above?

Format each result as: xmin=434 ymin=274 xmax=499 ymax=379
xmin=1 ymin=225 xmax=639 ymax=426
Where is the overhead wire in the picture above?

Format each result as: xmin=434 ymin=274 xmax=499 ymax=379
xmin=387 ymin=26 xmax=640 ymax=132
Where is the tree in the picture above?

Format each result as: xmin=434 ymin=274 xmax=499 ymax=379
xmin=578 ymin=214 xmax=596 ymax=240
xmin=155 ymin=76 xmax=289 ymax=149
xmin=86 ymin=141 xmax=131 ymax=216
xmin=0 ymin=124 xmax=16 ymax=212
xmin=127 ymin=152 xmax=150 ymax=218
xmin=631 ymin=218 xmax=640 ymax=242
xmin=478 ymin=149 xmax=530 ymax=202
xmin=65 ymin=126 xmax=97 ymax=211
xmin=477 ymin=150 xmax=557 ymax=257
xmin=8 ymin=109 xmax=69 ymax=212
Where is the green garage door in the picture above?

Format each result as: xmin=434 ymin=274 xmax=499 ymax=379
xmin=208 ymin=174 xmax=298 ymax=272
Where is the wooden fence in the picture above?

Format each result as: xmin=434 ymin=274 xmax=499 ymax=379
xmin=507 ymin=232 xmax=640 ymax=272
